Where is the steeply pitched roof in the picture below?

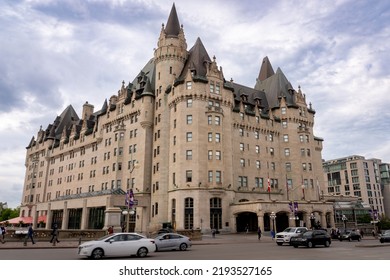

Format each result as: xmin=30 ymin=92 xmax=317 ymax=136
xmin=257 ymin=56 xmax=275 ymax=82
xmin=255 ymin=67 xmax=295 ymax=109
xmin=45 ymin=105 xmax=80 ymax=141
xmin=165 ymin=3 xmax=181 ymax=37
xmin=178 ymin=37 xmax=211 ymax=81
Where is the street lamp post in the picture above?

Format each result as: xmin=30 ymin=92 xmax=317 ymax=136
xmin=270 ymin=211 xmax=276 ymax=238
xmin=122 ymin=161 xmax=140 ymax=232
xmin=310 ymin=213 xmax=315 ymax=229
xmin=342 ymin=214 xmax=347 ymax=231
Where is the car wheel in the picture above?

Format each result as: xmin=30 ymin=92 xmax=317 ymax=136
xmin=380 ymin=239 xmax=384 ymax=243
xmin=307 ymin=241 xmax=314 ymax=248
xmin=179 ymin=243 xmax=188 ymax=251
xmin=348 ymin=238 xmax=351 ymax=242
xmin=325 ymin=240 xmax=330 ymax=247
xmin=358 ymin=237 xmax=361 ymax=242
xmin=276 ymin=242 xmax=283 ymax=246
xmin=293 ymin=245 xmax=298 ymax=248
xmin=91 ymin=248 xmax=104 ymax=259
xmin=137 ymin=247 xmax=148 ymax=258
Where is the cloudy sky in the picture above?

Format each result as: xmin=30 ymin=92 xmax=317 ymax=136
xmin=0 ymin=0 xmax=389 ymax=209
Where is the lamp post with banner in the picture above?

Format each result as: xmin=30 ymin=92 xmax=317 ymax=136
xmin=370 ymin=209 xmax=379 ymax=239
xmin=122 ymin=160 xmax=140 ymax=232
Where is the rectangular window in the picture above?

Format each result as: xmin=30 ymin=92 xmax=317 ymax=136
xmin=240 ymin=143 xmax=244 ymax=151
xmin=186 ymin=170 xmax=192 ymax=182
xmin=187 ymin=132 xmax=193 ymax=142
xmin=215 ymin=116 xmax=220 ymax=125
xmin=216 ymin=171 xmax=221 ymax=183
xmin=283 ymin=134 xmax=289 ymax=142
xmin=215 ymin=83 xmax=220 ymax=94
xmin=256 ymin=145 xmax=260 ymax=154
xmin=208 ymin=115 xmax=212 ymax=125
xmin=215 ymin=133 xmax=221 ymax=142
xmin=240 ymin=158 xmax=245 ymax=167
xmin=208 ymin=171 xmax=213 ymax=182
xmin=284 ymin=148 xmax=290 ymax=156
xmin=186 ymin=150 xmax=192 ymax=160
xmin=210 ymin=81 xmax=214 ymax=93
xmin=187 ymin=115 xmax=192 ymax=124
xmin=187 ymin=98 xmax=193 ymax=107
xmin=186 ymin=82 xmax=192 ymax=90
xmin=208 ymin=132 xmax=213 ymax=142
xmin=215 ymin=150 xmax=221 ymax=160
xmin=208 ymin=150 xmax=213 ymax=160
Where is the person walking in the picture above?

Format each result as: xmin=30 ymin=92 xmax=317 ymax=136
xmin=257 ymin=227 xmax=262 ymax=240
xmin=27 ymin=224 xmax=35 ymax=244
xmin=107 ymin=226 xmax=114 ymax=235
xmin=50 ymin=224 xmax=60 ymax=244
xmin=0 ymin=223 xmax=6 ymax=244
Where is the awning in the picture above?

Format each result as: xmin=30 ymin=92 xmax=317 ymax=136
xmin=3 ymin=215 xmax=46 ymax=225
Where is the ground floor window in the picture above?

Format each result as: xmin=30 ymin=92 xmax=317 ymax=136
xmin=68 ymin=208 xmax=82 ymax=229
xmin=184 ymin=198 xmax=193 ymax=229
xmin=88 ymin=207 xmax=105 ymax=229
xmin=210 ymin=198 xmax=222 ymax=230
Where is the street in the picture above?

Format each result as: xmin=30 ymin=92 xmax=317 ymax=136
xmin=1 ymin=235 xmax=389 ymax=260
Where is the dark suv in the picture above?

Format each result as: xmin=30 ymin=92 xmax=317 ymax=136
xmin=290 ymin=230 xmax=331 ymax=248
xmin=339 ymin=230 xmax=361 ymax=242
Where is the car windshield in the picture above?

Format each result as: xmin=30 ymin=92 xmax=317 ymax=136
xmin=302 ymin=232 xmax=312 ymax=237
xmin=283 ymin=228 xmax=294 ymax=232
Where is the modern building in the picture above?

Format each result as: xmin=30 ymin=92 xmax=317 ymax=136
xmin=19 ymin=4 xmax=334 ymax=234
xmin=323 ymin=155 xmax=385 ymax=224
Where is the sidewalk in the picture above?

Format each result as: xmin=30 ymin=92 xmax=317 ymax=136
xmin=0 ymin=233 xmax=382 ymax=250
xmin=0 ymin=233 xmax=274 ymax=249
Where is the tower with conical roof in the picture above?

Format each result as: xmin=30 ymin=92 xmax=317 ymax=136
xmin=151 ymin=4 xmax=188 ymax=228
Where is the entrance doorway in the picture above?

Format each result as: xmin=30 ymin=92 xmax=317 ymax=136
xmin=236 ymin=212 xmax=258 ymax=232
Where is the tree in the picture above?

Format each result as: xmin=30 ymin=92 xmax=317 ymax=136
xmin=0 ymin=207 xmax=20 ymax=222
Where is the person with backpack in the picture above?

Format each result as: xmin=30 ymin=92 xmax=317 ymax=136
xmin=0 ymin=223 xmax=6 ymax=244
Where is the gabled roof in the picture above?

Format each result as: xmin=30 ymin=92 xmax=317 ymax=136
xmin=255 ymin=67 xmax=295 ymax=109
xmin=45 ymin=105 xmax=80 ymax=141
xmin=165 ymin=3 xmax=181 ymax=37
xmin=178 ymin=37 xmax=211 ymax=81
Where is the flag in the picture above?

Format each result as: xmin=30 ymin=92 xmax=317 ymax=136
xmin=288 ymin=202 xmax=293 ymax=212
xmin=267 ymin=177 xmax=271 ymax=192
xmin=125 ymin=189 xmax=134 ymax=207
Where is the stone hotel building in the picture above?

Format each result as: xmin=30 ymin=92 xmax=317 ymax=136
xmin=20 ymin=4 xmax=334 ymax=233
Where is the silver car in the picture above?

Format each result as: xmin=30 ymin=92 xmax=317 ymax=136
xmin=78 ymin=233 xmax=156 ymax=259
xmin=154 ymin=233 xmax=192 ymax=251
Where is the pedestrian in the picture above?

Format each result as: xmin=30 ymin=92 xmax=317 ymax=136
xmin=257 ymin=227 xmax=262 ymax=240
xmin=245 ymin=224 xmax=249 ymax=234
xmin=50 ymin=223 xmax=60 ymax=244
xmin=271 ymin=229 xmax=275 ymax=240
xmin=372 ymin=229 xmax=375 ymax=237
xmin=0 ymin=223 xmax=6 ymax=244
xmin=107 ymin=226 xmax=114 ymax=235
xmin=212 ymin=228 xmax=216 ymax=238
xmin=360 ymin=230 xmax=364 ymax=238
xmin=27 ymin=224 xmax=35 ymax=244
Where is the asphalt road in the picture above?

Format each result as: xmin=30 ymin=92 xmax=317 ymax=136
xmin=1 ymin=237 xmax=389 ymax=260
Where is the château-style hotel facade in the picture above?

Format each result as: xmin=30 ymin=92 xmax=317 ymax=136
xmin=20 ymin=4 xmax=334 ymax=234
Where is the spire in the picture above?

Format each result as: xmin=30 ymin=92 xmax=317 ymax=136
xmin=165 ymin=3 xmax=181 ymax=37
xmin=258 ymin=56 xmax=275 ymax=82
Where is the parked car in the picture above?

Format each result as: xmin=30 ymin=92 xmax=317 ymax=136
xmin=275 ymin=227 xmax=308 ymax=246
xmin=78 ymin=232 xmax=156 ymax=259
xmin=379 ymin=232 xmax=390 ymax=243
xmin=154 ymin=233 xmax=192 ymax=251
xmin=339 ymin=230 xmax=361 ymax=242
xmin=290 ymin=229 xmax=331 ymax=248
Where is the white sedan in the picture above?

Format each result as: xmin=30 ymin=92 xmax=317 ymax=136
xmin=154 ymin=233 xmax=192 ymax=251
xmin=78 ymin=233 xmax=156 ymax=259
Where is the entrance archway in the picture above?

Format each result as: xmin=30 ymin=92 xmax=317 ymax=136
xmin=236 ymin=212 xmax=258 ymax=232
